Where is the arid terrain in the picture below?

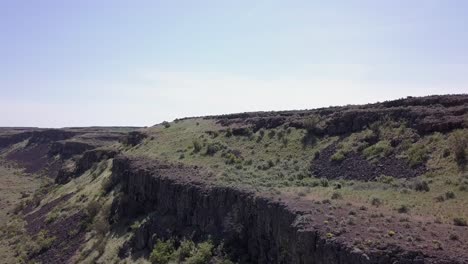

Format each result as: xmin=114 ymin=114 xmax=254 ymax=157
xmin=0 ymin=94 xmax=467 ymax=264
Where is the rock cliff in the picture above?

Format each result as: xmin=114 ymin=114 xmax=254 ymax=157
xmin=111 ymin=156 xmax=454 ymax=264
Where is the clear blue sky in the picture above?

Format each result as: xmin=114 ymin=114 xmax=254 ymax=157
xmin=1 ymin=0 xmax=467 ymax=127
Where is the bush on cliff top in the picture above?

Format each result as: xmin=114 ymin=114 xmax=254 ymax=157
xmin=449 ymin=130 xmax=467 ymax=171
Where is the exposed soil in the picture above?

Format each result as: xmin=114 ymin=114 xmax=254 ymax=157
xmin=311 ymin=143 xmax=426 ymax=181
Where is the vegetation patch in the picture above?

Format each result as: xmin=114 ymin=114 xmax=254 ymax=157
xmin=149 ymin=238 xmax=232 ymax=264
xmin=406 ymin=143 xmax=428 ymax=168
xmin=362 ymin=140 xmax=392 ymax=160
xmin=449 ymin=130 xmax=467 ymax=171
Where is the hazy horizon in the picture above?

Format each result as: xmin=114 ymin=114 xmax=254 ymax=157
xmin=2 ymin=1 xmax=468 ymax=127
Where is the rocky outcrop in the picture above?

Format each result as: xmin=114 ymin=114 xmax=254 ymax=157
xmin=110 ymin=156 xmax=455 ymax=264
xmin=0 ymin=131 xmax=33 ymax=149
xmin=26 ymin=129 xmax=77 ymax=146
xmin=120 ymin=131 xmax=147 ymax=147
xmin=1 ymin=127 xmax=124 ymax=181
xmin=311 ymin=144 xmax=426 ymax=181
xmin=212 ymin=94 xmax=468 ymax=136
xmin=55 ymin=148 xmax=118 ymax=184
xmin=49 ymin=140 xmax=97 ymax=159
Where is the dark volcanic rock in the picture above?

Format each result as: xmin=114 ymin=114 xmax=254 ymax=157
xmin=210 ymin=94 xmax=468 ymax=136
xmin=110 ymin=156 xmax=462 ymax=264
xmin=27 ymin=129 xmax=77 ymax=146
xmin=120 ymin=131 xmax=147 ymax=146
xmin=55 ymin=148 xmax=118 ymax=184
xmin=0 ymin=131 xmax=33 ymax=149
xmin=24 ymin=193 xmax=86 ymax=264
xmin=311 ymin=143 xmax=426 ymax=181
xmin=49 ymin=140 xmax=97 ymax=159
xmin=6 ymin=143 xmax=51 ymax=174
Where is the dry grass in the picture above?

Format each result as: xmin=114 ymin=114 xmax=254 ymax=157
xmin=126 ymin=120 xmax=468 ymax=225
xmin=0 ymin=164 xmax=42 ymax=263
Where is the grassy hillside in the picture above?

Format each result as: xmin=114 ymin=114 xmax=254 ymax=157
xmin=127 ymin=115 xmax=468 ymax=225
xmin=0 ymin=95 xmax=467 ymax=263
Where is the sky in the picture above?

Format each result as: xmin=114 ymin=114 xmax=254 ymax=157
xmin=1 ymin=0 xmax=467 ymax=127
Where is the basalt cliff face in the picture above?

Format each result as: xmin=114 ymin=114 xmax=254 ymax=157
xmin=111 ymin=156 xmax=444 ymax=264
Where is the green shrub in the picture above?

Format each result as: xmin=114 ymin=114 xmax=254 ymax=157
xmin=45 ymin=211 xmax=59 ymax=224
xmin=93 ymin=215 xmax=110 ymax=235
xmin=406 ymin=143 xmax=428 ymax=167
xmin=245 ymin=128 xmax=254 ymax=138
xmin=268 ymin=160 xmax=275 ymax=168
xmin=413 ymin=180 xmax=430 ymax=192
xmin=101 ymin=176 xmax=114 ymax=194
xmin=258 ymin=129 xmax=265 ymax=138
xmin=162 ymin=121 xmax=171 ymax=128
xmin=172 ymin=239 xmax=196 ymax=262
xmin=277 ymin=131 xmax=285 ymax=140
xmin=86 ymin=200 xmax=101 ymax=220
xmin=192 ymin=140 xmax=202 ymax=153
xmin=303 ymin=116 xmax=321 ymax=133
xmin=30 ymin=193 xmax=42 ymax=208
xmin=435 ymin=195 xmax=445 ymax=202
xmin=330 ymin=151 xmax=346 ymax=162
xmin=370 ymin=197 xmax=382 ymax=207
xmin=222 ymin=150 xmax=243 ymax=165
xmin=397 ymin=204 xmax=410 ymax=214
xmin=320 ymin=178 xmax=329 ymax=187
xmin=206 ymin=142 xmax=223 ymax=156
xmin=377 ymin=175 xmax=395 ymax=184
xmin=185 ymin=241 xmax=214 ymax=264
xmin=362 ymin=140 xmax=392 ymax=160
xmin=453 ymin=217 xmax=467 ymax=226
xmin=449 ymin=130 xmax=467 ymax=171
xmin=225 ymin=128 xmax=232 ymax=137
xmin=258 ymin=160 xmax=274 ymax=170
xmin=449 ymin=233 xmax=459 ymax=241
xmin=445 ymin=191 xmax=456 ymax=200
xmin=301 ymin=117 xmax=322 ymax=147
xmin=331 ymin=192 xmax=342 ymax=200
xmin=36 ymin=230 xmax=56 ymax=253
xmin=149 ymin=239 xmax=175 ymax=264
xmin=12 ymin=201 xmax=25 ymax=215
xmin=268 ymin=130 xmax=276 ymax=139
